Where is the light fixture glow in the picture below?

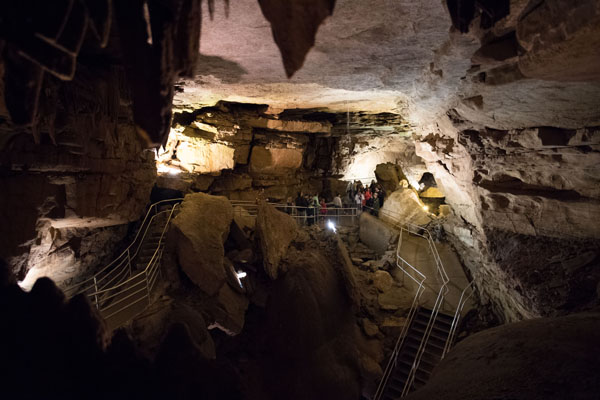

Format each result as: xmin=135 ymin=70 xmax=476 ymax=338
xmin=235 ymin=270 xmax=247 ymax=289
xmin=157 ymin=164 xmax=181 ymax=175
xmin=327 ymin=220 xmax=337 ymax=233
xmin=422 ymin=205 xmax=429 ymax=212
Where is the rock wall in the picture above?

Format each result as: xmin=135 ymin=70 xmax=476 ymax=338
xmin=157 ymin=102 xmax=426 ymax=201
xmin=0 ymin=64 xmax=156 ymax=283
xmin=408 ymin=1 xmax=600 ymax=322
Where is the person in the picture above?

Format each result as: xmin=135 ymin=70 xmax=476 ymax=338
xmin=364 ymin=187 xmax=372 ymax=204
xmin=347 ymin=181 xmax=354 ymax=201
xmin=319 ymin=198 xmax=328 ymax=224
xmin=377 ymin=185 xmax=386 ymax=206
xmin=332 ymin=193 xmax=343 ymax=222
xmin=295 ymin=192 xmax=307 ymax=224
xmin=355 ymin=190 xmax=362 ymax=213
xmin=371 ymin=192 xmax=380 ymax=217
xmin=305 ymin=194 xmax=314 ymax=225
xmin=333 ymin=193 xmax=343 ymax=209
xmin=366 ymin=191 xmax=374 ymax=208
xmin=311 ymin=194 xmax=320 ymax=225
xmin=370 ymin=179 xmax=377 ymax=192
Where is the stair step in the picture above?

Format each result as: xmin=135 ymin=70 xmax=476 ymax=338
xmin=415 ymin=313 xmax=453 ymax=328
xmin=398 ymin=346 xmax=439 ymax=371
xmin=402 ymin=341 xmax=442 ymax=360
xmin=411 ymin=325 xmax=450 ymax=342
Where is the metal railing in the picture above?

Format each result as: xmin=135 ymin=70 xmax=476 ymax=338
xmin=442 ymin=281 xmax=475 ymax=357
xmin=231 ymin=200 xmax=360 ymax=226
xmin=63 ymin=198 xmax=183 ymax=328
xmin=370 ymin=205 xmax=476 ymax=399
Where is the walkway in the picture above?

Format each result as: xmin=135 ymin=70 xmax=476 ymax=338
xmin=396 ymin=234 xmax=474 ymax=314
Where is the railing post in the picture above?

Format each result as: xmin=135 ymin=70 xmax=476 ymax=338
xmin=127 ymin=249 xmax=132 ymax=276
xmin=93 ymin=276 xmax=100 ymax=310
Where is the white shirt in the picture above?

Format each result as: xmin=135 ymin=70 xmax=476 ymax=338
xmin=333 ymin=196 xmax=343 ymax=208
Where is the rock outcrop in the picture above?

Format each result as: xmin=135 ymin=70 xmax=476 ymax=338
xmin=0 ymin=65 xmax=156 ymax=281
xmin=380 ymin=189 xmax=432 ymax=226
xmin=261 ymin=248 xmax=364 ymax=400
xmin=170 ymin=193 xmax=233 ymax=296
xmin=255 ymin=201 xmax=297 ymax=279
xmin=405 ymin=311 xmax=600 ymax=400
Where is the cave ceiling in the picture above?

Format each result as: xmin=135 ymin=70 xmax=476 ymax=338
xmin=175 ymin=0 xmax=600 ymax=131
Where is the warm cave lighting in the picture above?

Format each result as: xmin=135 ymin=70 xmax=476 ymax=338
xmin=422 ymin=205 xmax=429 ymax=212
xmin=157 ymin=164 xmax=181 ymax=175
xmin=327 ymin=220 xmax=337 ymax=233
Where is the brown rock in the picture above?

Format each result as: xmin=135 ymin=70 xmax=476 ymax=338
xmin=405 ymin=312 xmax=600 ymax=400
xmin=207 ymin=284 xmax=249 ymax=336
xmin=359 ymin=353 xmax=383 ymax=382
xmin=380 ymin=316 xmax=408 ymax=336
xmin=170 ymin=193 xmax=233 ymax=296
xmin=378 ymin=290 xmax=412 ymax=311
xmin=255 ymin=201 xmax=297 ymax=279
xmin=129 ymin=297 xmax=216 ymax=360
xmin=361 ymin=318 xmax=380 ymax=338
xmin=191 ymin=175 xmax=215 ymax=191
xmin=373 ymin=270 xmax=393 ymax=292
xmin=249 ymin=146 xmax=303 ymax=175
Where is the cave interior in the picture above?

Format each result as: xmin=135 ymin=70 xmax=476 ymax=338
xmin=1 ymin=1 xmax=599 ymax=399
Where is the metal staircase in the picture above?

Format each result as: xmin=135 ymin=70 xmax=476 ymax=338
xmin=379 ymin=307 xmax=454 ymax=399
xmin=370 ymin=207 xmax=475 ymax=399
xmin=63 ymin=198 xmax=182 ymax=330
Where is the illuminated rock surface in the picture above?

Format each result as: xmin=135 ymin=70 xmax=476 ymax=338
xmin=170 ymin=193 xmax=233 ymax=296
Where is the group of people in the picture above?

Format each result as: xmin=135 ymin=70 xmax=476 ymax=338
xmin=348 ymin=179 xmax=386 ymax=216
xmin=290 ymin=192 xmax=343 ymax=225
xmin=276 ymin=180 xmax=386 ymax=225
xmin=282 ymin=192 xmax=345 ymax=225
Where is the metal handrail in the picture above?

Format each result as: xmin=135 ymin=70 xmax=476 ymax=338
xmin=442 ymin=281 xmax=475 ymax=357
xmin=231 ymin=201 xmax=360 ymax=224
xmin=63 ymin=198 xmax=182 ymax=329
xmin=63 ymin=198 xmax=183 ymax=297
xmin=370 ymin=206 xmax=450 ymax=399
xmin=374 ymin=231 xmax=427 ymax=400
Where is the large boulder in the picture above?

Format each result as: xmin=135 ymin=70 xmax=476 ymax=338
xmin=261 ymin=248 xmax=364 ymax=400
xmin=206 ymin=284 xmax=249 ymax=336
xmin=128 ymin=297 xmax=216 ymax=360
xmin=375 ymin=163 xmax=406 ymax=193
xmin=405 ymin=311 xmax=600 ymax=400
xmin=170 ymin=193 xmax=233 ymax=296
xmin=255 ymin=201 xmax=297 ymax=279
xmin=380 ymin=188 xmax=432 ymax=226
xmin=359 ymin=213 xmax=397 ymax=255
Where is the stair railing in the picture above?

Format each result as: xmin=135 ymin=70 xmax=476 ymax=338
xmin=442 ymin=281 xmax=475 ymax=357
xmin=230 ymin=200 xmax=359 ymax=226
xmin=84 ymin=201 xmax=181 ymax=328
xmin=370 ymin=206 xmax=450 ymax=399
xmin=373 ymin=231 xmax=427 ymax=400
xmin=89 ymin=202 xmax=180 ymax=326
xmin=63 ymin=198 xmax=182 ymax=299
